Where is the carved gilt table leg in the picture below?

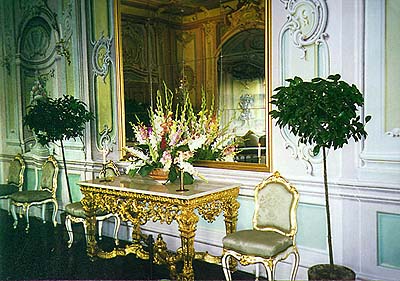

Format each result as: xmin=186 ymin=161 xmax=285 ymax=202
xmin=176 ymin=207 xmax=199 ymax=281
xmin=81 ymin=192 xmax=98 ymax=259
xmin=223 ymin=194 xmax=240 ymax=270
xmin=223 ymin=195 xmax=239 ymax=235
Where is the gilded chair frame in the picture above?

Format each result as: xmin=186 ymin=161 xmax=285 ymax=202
xmin=221 ymin=171 xmax=300 ymax=281
xmin=0 ymin=153 xmax=25 ymax=213
xmin=65 ymin=160 xmax=121 ymax=248
xmin=11 ymin=155 xmax=59 ymax=232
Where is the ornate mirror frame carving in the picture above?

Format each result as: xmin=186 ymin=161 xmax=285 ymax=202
xmin=114 ymin=0 xmax=272 ymax=172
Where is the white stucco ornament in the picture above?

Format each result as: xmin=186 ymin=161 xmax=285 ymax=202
xmin=280 ymin=0 xmax=328 ymax=58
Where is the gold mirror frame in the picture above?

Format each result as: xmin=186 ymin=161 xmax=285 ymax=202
xmin=114 ymin=0 xmax=272 ymax=172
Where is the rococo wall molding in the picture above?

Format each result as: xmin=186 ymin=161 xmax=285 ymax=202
xmin=280 ymin=0 xmax=328 ymax=59
xmin=91 ymin=33 xmax=113 ymax=81
xmin=278 ymin=0 xmax=329 ymax=175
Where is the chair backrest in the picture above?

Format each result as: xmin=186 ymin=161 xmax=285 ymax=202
xmin=7 ymin=154 xmax=25 ymax=190
xmin=253 ymin=171 xmax=299 ymax=237
xmin=40 ymin=155 xmax=59 ymax=195
xmin=99 ymin=160 xmax=120 ymax=178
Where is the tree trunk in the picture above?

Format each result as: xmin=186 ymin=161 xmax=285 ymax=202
xmin=60 ymin=139 xmax=72 ymax=204
xmin=323 ymin=146 xmax=334 ymax=266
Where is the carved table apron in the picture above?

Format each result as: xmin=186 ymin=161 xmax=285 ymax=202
xmin=78 ymin=175 xmax=240 ymax=281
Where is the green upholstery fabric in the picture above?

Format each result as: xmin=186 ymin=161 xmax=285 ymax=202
xmin=255 ymin=182 xmax=292 ymax=232
xmin=41 ymin=161 xmax=55 ymax=191
xmin=10 ymin=190 xmax=53 ymax=203
xmin=222 ymin=229 xmax=293 ymax=258
xmin=0 ymin=184 xmax=19 ymax=196
xmin=103 ymin=168 xmax=117 ymax=178
xmin=8 ymin=160 xmax=22 ymax=185
xmin=65 ymin=202 xmax=109 ymax=218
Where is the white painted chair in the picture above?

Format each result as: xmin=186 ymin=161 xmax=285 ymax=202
xmin=64 ymin=160 xmax=121 ymax=248
xmin=10 ymin=155 xmax=59 ymax=233
xmin=221 ymin=171 xmax=300 ymax=281
xmin=0 ymin=154 xmax=25 ymax=213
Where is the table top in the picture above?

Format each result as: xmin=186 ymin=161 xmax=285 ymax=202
xmin=78 ymin=174 xmax=239 ymax=200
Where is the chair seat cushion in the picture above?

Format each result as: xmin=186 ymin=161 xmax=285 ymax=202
xmin=0 ymin=184 xmax=19 ymax=197
xmin=65 ymin=202 xmax=109 ymax=218
xmin=222 ymin=229 xmax=293 ymax=258
xmin=10 ymin=190 xmax=53 ymax=203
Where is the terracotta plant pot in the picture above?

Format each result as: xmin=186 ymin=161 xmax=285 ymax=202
xmin=308 ymin=264 xmax=355 ymax=281
xmin=148 ymin=168 xmax=169 ymax=181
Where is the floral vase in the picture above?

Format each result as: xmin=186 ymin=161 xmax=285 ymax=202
xmin=148 ymin=168 xmax=169 ymax=181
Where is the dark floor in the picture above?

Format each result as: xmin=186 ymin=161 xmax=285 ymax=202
xmin=0 ymin=209 xmax=255 ymax=280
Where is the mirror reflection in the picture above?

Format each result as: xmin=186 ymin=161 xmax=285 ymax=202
xmin=119 ymin=0 xmax=269 ymax=170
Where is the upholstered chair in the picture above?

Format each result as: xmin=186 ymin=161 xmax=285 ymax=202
xmin=64 ymin=160 xmax=121 ymax=248
xmin=221 ymin=171 xmax=300 ymax=281
xmin=0 ymin=154 xmax=26 ymax=213
xmin=10 ymin=155 xmax=59 ymax=233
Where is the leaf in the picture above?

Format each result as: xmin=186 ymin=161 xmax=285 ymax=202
xmin=183 ymin=172 xmax=194 ymax=185
xmin=313 ymin=145 xmax=320 ymax=156
xmin=169 ymin=166 xmax=178 ymax=183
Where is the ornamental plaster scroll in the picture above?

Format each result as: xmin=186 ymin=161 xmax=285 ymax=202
xmin=280 ymin=0 xmax=328 ymax=59
xmin=278 ymin=0 xmax=329 ymax=175
xmin=279 ymin=128 xmax=324 ymax=175
xmin=21 ymin=0 xmax=47 ymax=18
xmin=226 ymin=2 xmax=264 ymax=32
xmin=1 ymin=1 xmax=12 ymax=75
xmin=21 ymin=23 xmax=51 ymax=60
xmin=60 ymin=1 xmax=73 ymax=43
xmin=97 ymin=124 xmax=116 ymax=161
xmin=385 ymin=128 xmax=400 ymax=138
xmin=91 ymin=33 xmax=113 ymax=82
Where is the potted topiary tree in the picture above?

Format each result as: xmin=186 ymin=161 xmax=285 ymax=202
xmin=23 ymin=95 xmax=94 ymax=203
xmin=270 ymin=74 xmax=371 ymax=280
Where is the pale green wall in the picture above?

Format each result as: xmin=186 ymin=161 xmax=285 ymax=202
xmin=297 ymin=203 xmax=327 ymax=251
xmin=69 ymin=174 xmax=83 ymax=202
xmin=25 ymin=168 xmax=37 ymax=191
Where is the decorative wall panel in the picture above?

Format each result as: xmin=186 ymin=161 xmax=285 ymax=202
xmin=377 ymin=212 xmax=400 ymax=269
xmin=297 ymin=203 xmax=326 ymax=251
xmin=88 ymin=0 xmax=117 ymax=159
xmin=361 ymin=0 xmax=400 ymax=182
xmin=384 ymin=0 xmax=400 ymax=136
xmin=278 ymin=0 xmax=329 ymax=175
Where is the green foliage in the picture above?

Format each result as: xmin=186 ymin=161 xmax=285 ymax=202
xmin=270 ymin=74 xmax=371 ymax=267
xmin=23 ymin=95 xmax=94 ymax=145
xmin=270 ymin=74 xmax=371 ymax=154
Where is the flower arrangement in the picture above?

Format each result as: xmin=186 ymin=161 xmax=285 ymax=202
xmin=124 ymin=84 xmax=237 ymax=184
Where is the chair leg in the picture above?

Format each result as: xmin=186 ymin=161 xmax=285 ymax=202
xmin=83 ymin=220 xmax=88 ymax=244
xmin=98 ymin=220 xmax=103 ymax=240
xmin=113 ymin=215 xmax=120 ymax=246
xmin=290 ymin=250 xmax=300 ymax=281
xmin=263 ymin=261 xmax=275 ymax=281
xmin=51 ymin=200 xmax=58 ymax=227
xmin=11 ymin=203 xmax=18 ymax=228
xmin=25 ymin=205 xmax=30 ymax=233
xmin=65 ymin=215 xmax=74 ymax=248
xmin=255 ymin=263 xmax=260 ymax=281
xmin=221 ymin=253 xmax=233 ymax=281
xmin=42 ymin=203 xmax=46 ymax=223
xmin=7 ymin=199 xmax=11 ymax=214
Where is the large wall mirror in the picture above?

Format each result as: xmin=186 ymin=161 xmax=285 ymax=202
xmin=116 ymin=0 xmax=271 ymax=171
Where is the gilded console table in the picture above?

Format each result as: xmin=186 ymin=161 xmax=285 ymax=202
xmin=78 ymin=175 xmax=240 ymax=281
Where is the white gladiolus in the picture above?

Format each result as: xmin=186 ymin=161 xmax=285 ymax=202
xmin=124 ymin=147 xmax=149 ymax=161
xmin=188 ymin=135 xmax=207 ymax=151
